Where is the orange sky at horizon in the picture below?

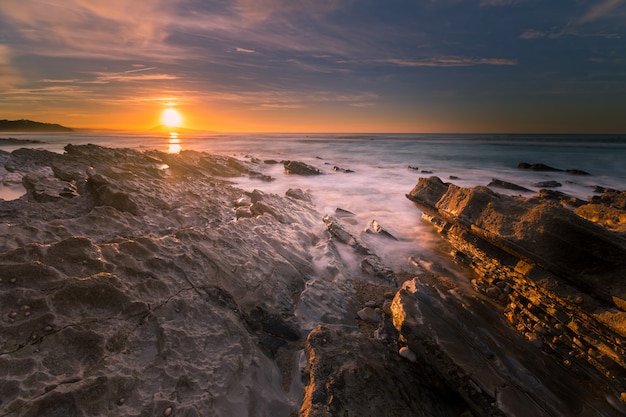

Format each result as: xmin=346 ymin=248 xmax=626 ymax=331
xmin=1 ymin=1 xmax=625 ymax=134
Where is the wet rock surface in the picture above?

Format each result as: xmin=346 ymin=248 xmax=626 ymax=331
xmin=406 ymin=176 xmax=626 ymax=416
xmin=1 ymin=145 xmax=320 ymax=416
xmin=3 ymin=145 xmax=626 ymax=417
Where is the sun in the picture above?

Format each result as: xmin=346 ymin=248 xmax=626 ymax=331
xmin=162 ymin=108 xmax=182 ymax=128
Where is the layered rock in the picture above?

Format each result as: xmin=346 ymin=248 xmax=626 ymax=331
xmin=402 ymin=176 xmax=626 ymax=415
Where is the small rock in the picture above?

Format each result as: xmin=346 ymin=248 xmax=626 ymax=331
xmin=364 ymin=300 xmax=378 ymax=308
xmin=164 ymin=406 xmax=173 ymax=416
xmin=535 ymin=181 xmax=562 ymax=188
xmin=357 ymin=307 xmax=381 ymax=323
xmin=399 ymin=346 xmax=417 ymax=362
xmin=283 ymin=160 xmax=323 ymax=175
xmin=488 ymin=178 xmax=532 ymax=192
xmin=566 ymin=168 xmax=591 ymax=176
xmin=518 ymin=162 xmax=562 ymax=171
xmin=485 ymin=286 xmax=502 ymax=299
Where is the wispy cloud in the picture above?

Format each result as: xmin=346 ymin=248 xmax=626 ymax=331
xmin=0 ymin=45 xmax=24 ymax=88
xmin=383 ymin=56 xmax=517 ymax=67
xmin=94 ymin=70 xmax=178 ymax=83
xmin=479 ymin=0 xmax=523 ymax=6
xmin=236 ymin=47 xmax=256 ymax=54
xmin=578 ymin=0 xmax=625 ymax=24
xmin=519 ymin=29 xmax=546 ymax=40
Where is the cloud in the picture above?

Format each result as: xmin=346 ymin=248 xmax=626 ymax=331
xmin=479 ymin=0 xmax=523 ymax=6
xmin=236 ymin=47 xmax=256 ymax=54
xmin=519 ymin=30 xmax=546 ymax=40
xmin=91 ymin=68 xmax=178 ymax=83
xmin=0 ymin=0 xmax=182 ymax=59
xmin=0 ymin=45 xmax=24 ymax=88
xmin=578 ymin=0 xmax=625 ymax=24
xmin=383 ymin=56 xmax=517 ymax=67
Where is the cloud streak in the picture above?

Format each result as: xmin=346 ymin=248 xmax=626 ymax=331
xmin=383 ymin=57 xmax=518 ymax=67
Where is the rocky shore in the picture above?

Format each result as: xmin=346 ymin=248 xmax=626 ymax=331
xmin=1 ymin=145 xmax=626 ymax=416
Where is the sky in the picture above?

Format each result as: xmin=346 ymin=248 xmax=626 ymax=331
xmin=0 ymin=0 xmax=625 ymax=133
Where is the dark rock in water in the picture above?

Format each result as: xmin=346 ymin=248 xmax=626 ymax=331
xmin=335 ymin=207 xmax=355 ymax=217
xmin=406 ymin=176 xmax=626 ymax=407
xmin=323 ymin=215 xmax=397 ymax=284
xmin=0 ymin=137 xmax=45 ymax=145
xmin=449 ymin=175 xmax=459 ymax=180
xmin=594 ymin=185 xmax=619 ymax=194
xmin=283 ymin=160 xmax=323 ymax=175
xmin=534 ymin=180 xmax=562 ymax=188
xmin=332 ymin=166 xmax=355 ymax=173
xmin=264 ymin=159 xmax=280 ymax=164
xmin=421 ymin=170 xmax=433 ymax=174
xmin=518 ymin=162 xmax=562 ymax=171
xmin=285 ymin=187 xmax=312 ymax=202
xmin=487 ymin=178 xmax=533 ymax=192
xmin=363 ymin=219 xmax=398 ymax=241
xmin=407 ymin=165 xmax=419 ymax=171
xmin=566 ymin=168 xmax=591 ymax=175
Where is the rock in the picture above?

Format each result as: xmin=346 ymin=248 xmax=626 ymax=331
xmin=534 ymin=180 xmax=562 ymax=188
xmin=332 ymin=166 xmax=355 ymax=173
xmin=334 ymin=207 xmax=355 ymax=217
xmin=487 ymin=178 xmax=533 ymax=192
xmin=530 ymin=189 xmax=587 ymax=208
xmin=518 ymin=162 xmax=562 ymax=171
xmin=300 ymin=325 xmax=476 ymax=417
xmin=283 ymin=160 xmax=323 ymax=175
xmin=398 ymin=346 xmax=417 ymax=362
xmin=407 ymin=165 xmax=419 ymax=171
xmin=357 ymin=307 xmax=380 ymax=323
xmin=285 ymin=187 xmax=312 ymax=202
xmin=0 ymin=145 xmax=327 ymax=416
xmin=22 ymin=172 xmax=79 ymax=202
xmin=406 ymin=176 xmax=626 ymax=405
xmin=363 ymin=219 xmax=398 ymax=240
xmin=566 ymin=168 xmax=591 ymax=175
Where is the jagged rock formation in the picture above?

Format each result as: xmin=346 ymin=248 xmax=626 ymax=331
xmin=403 ymin=176 xmax=626 ymax=415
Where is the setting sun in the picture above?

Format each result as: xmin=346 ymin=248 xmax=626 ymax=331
xmin=162 ymin=108 xmax=182 ymax=128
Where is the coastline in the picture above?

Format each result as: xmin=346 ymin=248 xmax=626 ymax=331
xmin=1 ymin=142 xmax=626 ymax=416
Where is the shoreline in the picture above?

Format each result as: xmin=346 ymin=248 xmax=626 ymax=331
xmin=1 ymin=143 xmax=626 ymax=416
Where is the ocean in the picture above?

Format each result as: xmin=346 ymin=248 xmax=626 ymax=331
xmin=2 ymin=132 xmax=625 ymax=267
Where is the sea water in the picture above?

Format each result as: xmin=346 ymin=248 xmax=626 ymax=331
xmin=2 ymin=132 xmax=625 ymax=260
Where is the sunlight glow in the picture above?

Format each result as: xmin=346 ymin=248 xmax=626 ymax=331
xmin=162 ymin=108 xmax=182 ymax=128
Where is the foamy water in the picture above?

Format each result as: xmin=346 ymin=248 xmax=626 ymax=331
xmin=2 ymin=132 xmax=625 ymax=256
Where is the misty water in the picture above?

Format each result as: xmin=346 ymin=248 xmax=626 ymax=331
xmin=2 ymin=132 xmax=625 ymax=260
xmin=3 ymin=131 xmax=625 ymax=281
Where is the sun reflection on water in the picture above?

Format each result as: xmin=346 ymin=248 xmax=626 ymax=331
xmin=168 ymin=132 xmax=181 ymax=153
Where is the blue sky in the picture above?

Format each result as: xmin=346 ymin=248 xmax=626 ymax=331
xmin=1 ymin=0 xmax=625 ymax=132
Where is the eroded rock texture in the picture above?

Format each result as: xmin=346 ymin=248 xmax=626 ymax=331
xmin=0 ymin=145 xmax=318 ymax=416
xmin=403 ymin=176 xmax=626 ymax=415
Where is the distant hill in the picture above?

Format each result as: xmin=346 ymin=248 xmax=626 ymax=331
xmin=0 ymin=119 xmax=73 ymax=132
